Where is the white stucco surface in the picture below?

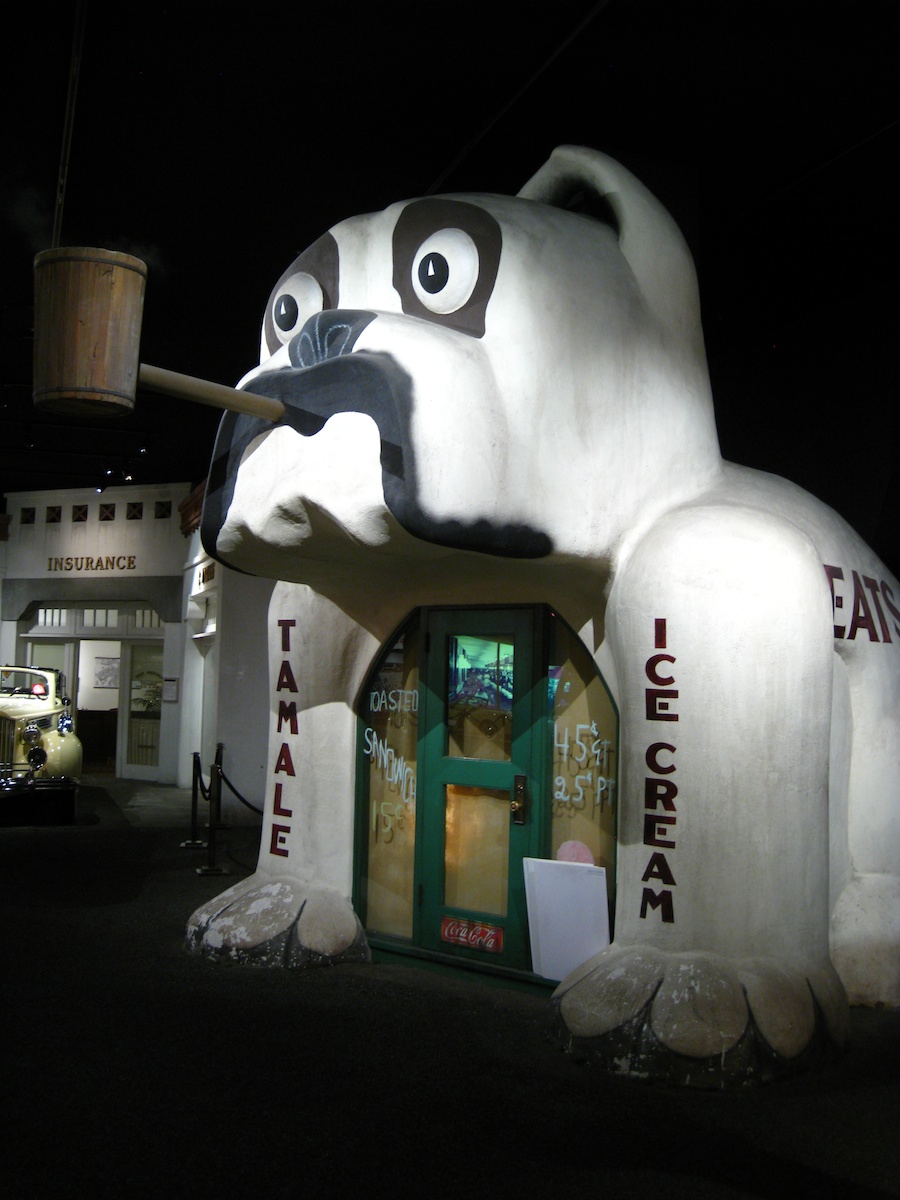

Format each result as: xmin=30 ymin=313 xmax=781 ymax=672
xmin=189 ymin=147 xmax=899 ymax=1081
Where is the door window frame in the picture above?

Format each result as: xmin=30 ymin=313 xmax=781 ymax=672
xmin=415 ymin=607 xmax=547 ymax=971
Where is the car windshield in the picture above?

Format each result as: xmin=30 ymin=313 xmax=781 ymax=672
xmin=0 ymin=669 xmax=52 ymax=698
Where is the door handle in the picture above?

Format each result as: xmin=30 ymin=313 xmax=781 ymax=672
xmin=511 ymin=775 xmax=527 ymax=825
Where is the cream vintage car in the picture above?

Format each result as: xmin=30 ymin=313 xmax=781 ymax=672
xmin=0 ymin=666 xmax=82 ymax=822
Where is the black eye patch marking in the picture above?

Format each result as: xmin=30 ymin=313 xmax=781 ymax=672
xmin=392 ymin=199 xmax=501 ymax=338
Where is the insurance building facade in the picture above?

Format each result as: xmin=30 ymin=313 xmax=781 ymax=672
xmin=0 ymin=480 xmax=271 ymax=819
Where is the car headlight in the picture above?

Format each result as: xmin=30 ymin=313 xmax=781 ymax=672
xmin=27 ymin=746 xmax=48 ymax=771
xmin=21 ymin=723 xmax=42 ymax=747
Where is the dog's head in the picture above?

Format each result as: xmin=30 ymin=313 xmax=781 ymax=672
xmin=201 ymin=148 xmax=719 ymax=590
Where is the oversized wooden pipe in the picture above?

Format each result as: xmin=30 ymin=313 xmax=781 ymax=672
xmin=33 ymin=246 xmax=283 ymax=423
xmin=137 ymin=364 xmax=284 ymax=422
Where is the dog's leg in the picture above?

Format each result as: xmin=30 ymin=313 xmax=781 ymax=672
xmin=553 ymin=504 xmax=848 ymax=1084
xmin=187 ymin=582 xmax=381 ymax=967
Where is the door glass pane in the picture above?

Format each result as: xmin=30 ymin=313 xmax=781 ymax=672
xmin=444 ymin=784 xmax=510 ymax=916
xmin=77 ymin=640 xmax=121 ymax=770
xmin=362 ymin=623 xmax=419 ymax=939
xmin=446 ymin=634 xmax=514 ymax=760
xmin=127 ymin=643 xmax=163 ymax=766
xmin=549 ymin=620 xmax=618 ymax=891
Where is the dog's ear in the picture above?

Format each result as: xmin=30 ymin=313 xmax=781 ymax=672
xmin=518 ymin=147 xmax=701 ymax=351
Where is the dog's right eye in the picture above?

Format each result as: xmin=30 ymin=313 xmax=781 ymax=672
xmin=392 ymin=200 xmax=500 ymax=337
xmin=271 ymin=273 xmax=324 ymax=343
xmin=411 ymin=229 xmax=479 ymax=315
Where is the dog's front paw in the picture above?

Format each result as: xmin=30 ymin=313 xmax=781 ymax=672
xmin=551 ymin=945 xmax=847 ymax=1086
xmin=187 ymin=877 xmax=370 ymax=968
xmin=831 ymin=873 xmax=900 ymax=1006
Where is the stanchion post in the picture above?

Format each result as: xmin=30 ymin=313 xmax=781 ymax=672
xmin=181 ymin=752 xmax=207 ymax=849
xmin=213 ymin=742 xmax=228 ymax=828
xmin=197 ymin=761 xmax=229 ymax=876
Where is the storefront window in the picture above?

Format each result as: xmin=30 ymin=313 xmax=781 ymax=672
xmin=359 ymin=617 xmax=419 ymax=939
xmin=37 ymin=608 xmax=68 ymax=628
xmin=127 ymin=643 xmax=163 ymax=767
xmin=549 ymin=620 xmax=618 ymax=892
xmin=83 ymin=608 xmax=119 ymax=628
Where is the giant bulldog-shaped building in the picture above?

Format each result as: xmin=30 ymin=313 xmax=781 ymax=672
xmin=189 ymin=147 xmax=899 ymax=1086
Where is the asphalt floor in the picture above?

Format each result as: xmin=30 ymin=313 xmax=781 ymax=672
xmin=1 ymin=777 xmax=898 ymax=1199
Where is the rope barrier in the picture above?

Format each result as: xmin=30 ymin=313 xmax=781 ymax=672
xmin=194 ymin=757 xmax=210 ymax=801
xmin=219 ymin=768 xmax=264 ymax=816
xmin=184 ymin=743 xmax=263 ymax=873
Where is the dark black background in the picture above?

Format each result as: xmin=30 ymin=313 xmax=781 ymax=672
xmin=3 ymin=1 xmax=897 ymax=573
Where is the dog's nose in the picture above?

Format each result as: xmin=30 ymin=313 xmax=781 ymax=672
xmin=289 ymin=310 xmax=377 ymax=368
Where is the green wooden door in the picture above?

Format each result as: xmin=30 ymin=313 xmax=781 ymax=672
xmin=356 ymin=605 xmax=618 ymax=974
xmin=416 ymin=609 xmax=545 ymax=970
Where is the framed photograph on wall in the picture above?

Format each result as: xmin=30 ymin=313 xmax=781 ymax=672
xmin=94 ymin=657 xmax=120 ymax=688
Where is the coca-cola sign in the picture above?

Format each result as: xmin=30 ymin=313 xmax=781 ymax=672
xmin=441 ymin=916 xmax=504 ymax=954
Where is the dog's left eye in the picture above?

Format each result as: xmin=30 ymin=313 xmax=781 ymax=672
xmin=411 ymin=229 xmax=479 ymax=314
xmin=271 ymin=272 xmax=325 ymax=345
